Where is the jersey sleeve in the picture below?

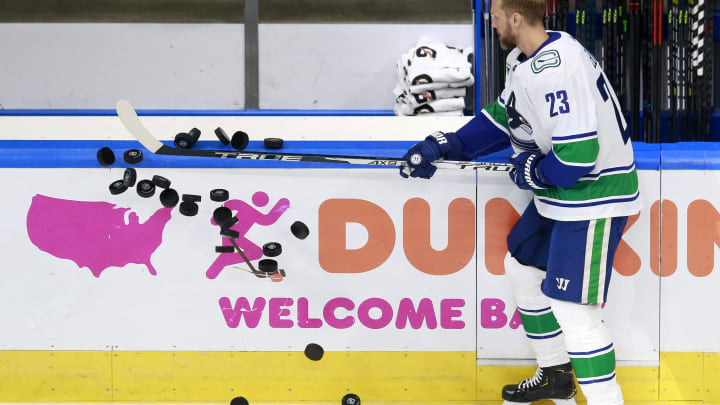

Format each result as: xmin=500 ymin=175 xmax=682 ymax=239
xmin=533 ymin=56 xmax=599 ymax=188
xmin=452 ymin=98 xmax=511 ymax=160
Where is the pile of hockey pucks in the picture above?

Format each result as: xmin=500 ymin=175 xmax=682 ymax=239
xmin=170 ymin=126 xmax=285 ymax=151
xmin=107 ymin=168 xmax=204 ymax=217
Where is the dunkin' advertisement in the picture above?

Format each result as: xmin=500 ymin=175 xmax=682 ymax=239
xmin=2 ymin=164 xmax=717 ymax=361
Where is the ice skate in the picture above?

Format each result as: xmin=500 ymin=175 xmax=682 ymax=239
xmin=501 ymin=362 xmax=577 ymax=405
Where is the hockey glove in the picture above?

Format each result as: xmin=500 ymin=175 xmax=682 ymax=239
xmin=508 ymin=152 xmax=553 ymax=190
xmin=399 ymin=131 xmax=463 ymax=179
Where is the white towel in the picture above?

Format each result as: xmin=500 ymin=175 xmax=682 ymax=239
xmin=394 ymin=83 xmax=466 ymax=107
xmin=408 ymin=76 xmax=475 ymax=93
xmin=395 ymin=96 xmax=467 ymax=116
xmin=408 ymin=39 xmax=470 ymax=67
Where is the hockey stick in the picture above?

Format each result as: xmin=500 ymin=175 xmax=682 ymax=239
xmin=115 ymin=100 xmax=513 ymax=171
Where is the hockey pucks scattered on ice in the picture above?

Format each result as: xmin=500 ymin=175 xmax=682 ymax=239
xmin=179 ymin=201 xmax=199 ymax=216
xmin=109 ymin=180 xmax=128 ymax=195
xmin=342 ymin=393 xmax=360 ymax=405
xmin=262 ymin=242 xmax=282 ymax=257
xmin=304 ymin=343 xmax=324 ymax=361
xmin=258 ymin=259 xmax=278 ymax=273
xmin=231 ymin=131 xmax=249 ymax=151
xmin=215 ymin=245 xmax=235 ymax=253
xmin=263 ymin=137 xmax=284 ymax=149
xmin=123 ymin=149 xmax=143 ymax=164
xmin=151 ymin=175 xmax=171 ymax=189
xmin=213 ymin=207 xmax=233 ymax=224
xmin=136 ymin=180 xmax=156 ymax=198
xmin=220 ymin=227 xmax=240 ymax=239
xmin=214 ymin=127 xmax=230 ymax=145
xmin=182 ymin=193 xmax=202 ymax=203
xmin=97 ymin=147 xmax=115 ymax=166
xmin=291 ymin=221 xmax=310 ymax=239
xmin=210 ymin=188 xmax=230 ymax=202
xmin=230 ymin=396 xmax=249 ymax=405
xmin=122 ymin=168 xmax=137 ymax=187
xmin=159 ymin=188 xmax=179 ymax=207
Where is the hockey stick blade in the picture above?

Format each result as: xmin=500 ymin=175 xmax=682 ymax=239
xmin=115 ymin=99 xmax=512 ymax=171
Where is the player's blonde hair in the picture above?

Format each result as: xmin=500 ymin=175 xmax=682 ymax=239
xmin=500 ymin=0 xmax=546 ymax=25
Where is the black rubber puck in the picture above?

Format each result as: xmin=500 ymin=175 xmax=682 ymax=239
xmin=151 ymin=175 xmax=171 ymax=189
xmin=264 ymin=137 xmax=284 ymax=149
xmin=210 ymin=188 xmax=230 ymax=202
xmin=258 ymin=259 xmax=278 ymax=273
xmin=109 ymin=180 xmax=127 ymax=195
xmin=291 ymin=221 xmax=310 ymax=240
xmin=220 ymin=228 xmax=240 ymax=239
xmin=220 ymin=216 xmax=239 ymax=229
xmin=213 ymin=207 xmax=233 ymax=225
xmin=215 ymin=245 xmax=235 ymax=253
xmin=231 ymin=131 xmax=249 ymax=151
xmin=182 ymin=194 xmax=202 ymax=203
xmin=136 ymin=180 xmax=155 ymax=198
xmin=230 ymin=397 xmax=249 ymax=405
xmin=97 ymin=147 xmax=115 ymax=166
xmin=304 ymin=343 xmax=324 ymax=361
xmin=342 ymin=393 xmax=360 ymax=405
xmin=262 ymin=242 xmax=282 ymax=257
xmin=159 ymin=188 xmax=179 ymax=207
xmin=179 ymin=201 xmax=198 ymax=216
xmin=123 ymin=149 xmax=143 ymax=164
xmin=123 ymin=168 xmax=137 ymax=187
xmin=214 ymin=127 xmax=230 ymax=145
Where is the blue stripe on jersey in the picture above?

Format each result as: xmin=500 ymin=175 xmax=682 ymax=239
xmin=579 ymin=163 xmax=636 ymax=179
xmin=552 ymin=131 xmax=598 ymax=141
xmin=526 ymin=330 xmax=563 ymax=340
xmin=454 ymin=114 xmax=511 ymax=160
xmin=578 ymin=373 xmax=617 ymax=385
xmin=536 ymin=191 xmax=640 ymax=208
xmin=518 ymin=306 xmax=552 ymax=313
xmin=538 ymin=150 xmax=595 ymax=188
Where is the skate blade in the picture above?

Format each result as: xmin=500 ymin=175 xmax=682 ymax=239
xmin=501 ymin=399 xmax=577 ymax=405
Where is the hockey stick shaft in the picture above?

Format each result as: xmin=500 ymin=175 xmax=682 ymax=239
xmin=116 ymin=100 xmax=513 ymax=171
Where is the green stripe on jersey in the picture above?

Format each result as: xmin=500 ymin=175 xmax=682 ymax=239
xmin=587 ymin=218 xmax=607 ymax=304
xmin=552 ymin=137 xmax=599 ymax=165
xmin=483 ymin=101 xmax=509 ymax=130
xmin=570 ymin=349 xmax=616 ymax=378
xmin=519 ymin=311 xmax=562 ymax=335
xmin=533 ymin=168 xmax=638 ymax=202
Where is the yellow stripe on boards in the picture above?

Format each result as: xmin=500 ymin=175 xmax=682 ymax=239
xmin=0 ymin=350 xmax=719 ymax=402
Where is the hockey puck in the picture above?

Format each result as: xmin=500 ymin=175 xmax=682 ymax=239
xmin=122 ymin=168 xmax=137 ymax=187
xmin=182 ymin=194 xmax=201 ymax=203
xmin=179 ymin=201 xmax=198 ymax=216
xmin=159 ymin=188 xmax=179 ymax=207
xmin=215 ymin=245 xmax=235 ymax=253
xmin=220 ymin=228 xmax=240 ymax=239
xmin=291 ymin=221 xmax=310 ymax=240
xmin=213 ymin=207 xmax=233 ymax=225
xmin=174 ymin=128 xmax=201 ymax=149
xmin=230 ymin=397 xmax=249 ymax=405
xmin=220 ymin=216 xmax=239 ymax=229
xmin=264 ymin=137 xmax=284 ymax=149
xmin=258 ymin=259 xmax=278 ymax=273
xmin=151 ymin=175 xmax=171 ymax=189
xmin=109 ymin=180 xmax=127 ymax=195
xmin=123 ymin=149 xmax=143 ymax=164
xmin=97 ymin=147 xmax=115 ymax=166
xmin=210 ymin=188 xmax=229 ymax=202
xmin=231 ymin=131 xmax=249 ymax=151
xmin=304 ymin=343 xmax=324 ymax=361
xmin=262 ymin=242 xmax=282 ymax=257
xmin=214 ymin=127 xmax=230 ymax=145
xmin=136 ymin=180 xmax=156 ymax=198
xmin=342 ymin=393 xmax=360 ymax=405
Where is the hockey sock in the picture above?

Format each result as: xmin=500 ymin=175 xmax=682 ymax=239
xmin=550 ymin=298 xmax=624 ymax=405
xmin=504 ymin=253 xmax=570 ymax=367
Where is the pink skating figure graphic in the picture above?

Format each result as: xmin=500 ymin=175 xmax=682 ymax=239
xmin=206 ymin=191 xmax=290 ymax=279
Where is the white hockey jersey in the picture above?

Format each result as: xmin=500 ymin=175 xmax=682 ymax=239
xmin=494 ymin=31 xmax=642 ymax=221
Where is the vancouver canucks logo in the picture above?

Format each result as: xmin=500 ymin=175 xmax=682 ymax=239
xmin=506 ymin=92 xmax=533 ymax=135
xmin=531 ymin=50 xmax=561 ymax=73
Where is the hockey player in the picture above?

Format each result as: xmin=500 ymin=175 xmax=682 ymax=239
xmin=398 ymin=0 xmax=641 ymax=403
